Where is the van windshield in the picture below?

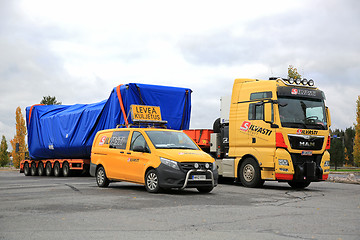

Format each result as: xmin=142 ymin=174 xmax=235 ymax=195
xmin=146 ymin=131 xmax=199 ymax=150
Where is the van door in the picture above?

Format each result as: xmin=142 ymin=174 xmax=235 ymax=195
xmin=127 ymin=131 xmax=151 ymax=183
xmin=106 ymin=131 xmax=130 ymax=179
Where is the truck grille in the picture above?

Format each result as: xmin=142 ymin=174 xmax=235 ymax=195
xmin=288 ymin=134 xmax=324 ymax=150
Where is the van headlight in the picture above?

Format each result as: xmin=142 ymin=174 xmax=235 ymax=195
xmin=160 ymin=157 xmax=180 ymax=170
xmin=212 ymin=161 xmax=217 ymax=171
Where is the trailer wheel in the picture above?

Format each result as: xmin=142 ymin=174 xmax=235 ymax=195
xmin=145 ymin=169 xmax=161 ymax=193
xmin=24 ymin=162 xmax=31 ymax=176
xmin=288 ymin=181 xmax=311 ymax=189
xmin=54 ymin=162 xmax=62 ymax=177
xmin=96 ymin=166 xmax=109 ymax=188
xmin=62 ymin=162 xmax=71 ymax=177
xmin=197 ymin=186 xmax=214 ymax=193
xmin=30 ymin=162 xmax=38 ymax=176
xmin=239 ymin=158 xmax=264 ymax=188
xmin=45 ymin=162 xmax=53 ymax=176
xmin=38 ymin=162 xmax=45 ymax=176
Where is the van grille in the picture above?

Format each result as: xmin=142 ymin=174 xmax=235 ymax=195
xmin=180 ymin=162 xmax=213 ymax=172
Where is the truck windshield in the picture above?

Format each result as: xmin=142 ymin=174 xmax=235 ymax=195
xmin=145 ymin=131 xmax=199 ymax=150
xmin=278 ymin=97 xmax=327 ymax=130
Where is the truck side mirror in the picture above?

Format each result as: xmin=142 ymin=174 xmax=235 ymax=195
xmin=326 ymin=107 xmax=331 ymax=127
xmin=264 ymin=102 xmax=272 ymax=123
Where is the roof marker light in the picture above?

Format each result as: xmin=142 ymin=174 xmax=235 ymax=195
xmin=295 ymin=78 xmax=301 ymax=85
xmin=308 ymin=79 xmax=314 ymax=86
xmin=302 ymin=78 xmax=308 ymax=85
xmin=288 ymin=78 xmax=294 ymax=84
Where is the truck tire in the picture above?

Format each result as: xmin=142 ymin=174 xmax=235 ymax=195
xmin=197 ymin=186 xmax=214 ymax=193
xmin=38 ymin=162 xmax=45 ymax=176
xmin=213 ymin=118 xmax=221 ymax=133
xmin=62 ymin=162 xmax=71 ymax=177
xmin=24 ymin=162 xmax=31 ymax=176
xmin=30 ymin=162 xmax=38 ymax=176
xmin=45 ymin=162 xmax=53 ymax=176
xmin=239 ymin=158 xmax=264 ymax=188
xmin=96 ymin=166 xmax=109 ymax=188
xmin=145 ymin=169 xmax=161 ymax=193
xmin=288 ymin=181 xmax=311 ymax=189
xmin=54 ymin=162 xmax=62 ymax=177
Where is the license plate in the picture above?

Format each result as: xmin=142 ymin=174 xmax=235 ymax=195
xmin=192 ymin=175 xmax=206 ymax=180
xmin=301 ymin=151 xmax=313 ymax=156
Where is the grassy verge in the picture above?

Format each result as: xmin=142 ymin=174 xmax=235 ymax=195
xmin=330 ymin=168 xmax=360 ymax=172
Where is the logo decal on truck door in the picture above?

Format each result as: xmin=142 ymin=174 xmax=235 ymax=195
xmin=240 ymin=121 xmax=251 ymax=131
xmin=240 ymin=121 xmax=273 ymax=136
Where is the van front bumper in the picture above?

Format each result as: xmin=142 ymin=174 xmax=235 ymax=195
xmin=156 ymin=163 xmax=218 ymax=189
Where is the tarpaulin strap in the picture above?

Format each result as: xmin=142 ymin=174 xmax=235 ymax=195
xmin=28 ymin=104 xmax=43 ymax=125
xmin=136 ymin=85 xmax=145 ymax=105
xmin=116 ymin=85 xmax=129 ymax=126
xmin=180 ymin=90 xmax=189 ymax=130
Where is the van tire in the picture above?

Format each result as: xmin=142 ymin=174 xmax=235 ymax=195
xmin=96 ymin=166 xmax=109 ymax=188
xmin=145 ymin=169 xmax=161 ymax=193
xmin=24 ymin=162 xmax=31 ymax=176
xmin=239 ymin=158 xmax=264 ymax=188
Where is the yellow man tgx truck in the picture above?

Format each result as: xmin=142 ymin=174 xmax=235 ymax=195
xmin=185 ymin=77 xmax=331 ymax=189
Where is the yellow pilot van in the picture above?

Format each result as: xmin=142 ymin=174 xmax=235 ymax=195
xmin=89 ymin=106 xmax=218 ymax=193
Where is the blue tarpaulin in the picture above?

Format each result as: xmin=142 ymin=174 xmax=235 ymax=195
xmin=26 ymin=83 xmax=192 ymax=160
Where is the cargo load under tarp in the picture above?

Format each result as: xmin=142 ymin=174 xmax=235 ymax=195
xmin=26 ymin=83 xmax=192 ymax=160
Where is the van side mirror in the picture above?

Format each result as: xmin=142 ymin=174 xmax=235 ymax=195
xmin=326 ymin=107 xmax=331 ymax=127
xmin=133 ymin=145 xmax=149 ymax=153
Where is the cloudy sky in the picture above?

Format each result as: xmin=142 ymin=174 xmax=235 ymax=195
xmin=1 ymin=0 xmax=359 ymax=145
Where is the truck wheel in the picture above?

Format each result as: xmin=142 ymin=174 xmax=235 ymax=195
xmin=24 ymin=162 xmax=31 ymax=176
xmin=239 ymin=158 xmax=264 ymax=188
xmin=54 ymin=162 xmax=62 ymax=177
xmin=96 ymin=166 xmax=109 ymax=188
xmin=62 ymin=162 xmax=71 ymax=177
xmin=197 ymin=186 xmax=214 ymax=193
xmin=288 ymin=181 xmax=311 ymax=189
xmin=38 ymin=162 xmax=45 ymax=176
xmin=45 ymin=162 xmax=53 ymax=176
xmin=145 ymin=169 xmax=161 ymax=193
xmin=30 ymin=162 xmax=38 ymax=176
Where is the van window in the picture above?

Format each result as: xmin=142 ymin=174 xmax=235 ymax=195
xmin=130 ymin=131 xmax=150 ymax=152
xmin=109 ymin=131 xmax=129 ymax=149
xmin=146 ymin=131 xmax=199 ymax=150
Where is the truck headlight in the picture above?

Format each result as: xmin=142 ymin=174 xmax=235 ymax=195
xmin=324 ymin=161 xmax=330 ymax=167
xmin=160 ymin=157 xmax=180 ymax=170
xmin=278 ymin=159 xmax=289 ymax=166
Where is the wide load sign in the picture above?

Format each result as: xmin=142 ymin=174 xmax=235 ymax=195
xmin=131 ymin=105 xmax=162 ymax=122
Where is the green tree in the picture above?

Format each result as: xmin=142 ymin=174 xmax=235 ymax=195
xmin=354 ymin=96 xmax=360 ymax=167
xmin=288 ymin=65 xmax=302 ymax=79
xmin=10 ymin=107 xmax=28 ymax=169
xmin=344 ymin=127 xmax=355 ymax=166
xmin=40 ymin=96 xmax=62 ymax=105
xmin=0 ymin=135 xmax=10 ymax=167
xmin=329 ymin=129 xmax=345 ymax=170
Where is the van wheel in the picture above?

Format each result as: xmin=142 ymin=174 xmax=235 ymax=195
xmin=24 ymin=162 xmax=31 ymax=176
xmin=96 ymin=166 xmax=109 ymax=188
xmin=38 ymin=162 xmax=45 ymax=176
xmin=288 ymin=181 xmax=311 ymax=189
xmin=45 ymin=162 xmax=53 ymax=176
xmin=30 ymin=162 xmax=38 ymax=176
xmin=197 ymin=186 xmax=214 ymax=193
xmin=239 ymin=158 xmax=264 ymax=188
xmin=54 ymin=162 xmax=62 ymax=177
xmin=62 ymin=162 xmax=71 ymax=177
xmin=145 ymin=169 xmax=161 ymax=193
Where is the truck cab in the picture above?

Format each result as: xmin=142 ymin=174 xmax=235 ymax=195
xmin=90 ymin=105 xmax=218 ymax=193
xmin=211 ymin=78 xmax=331 ymax=188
